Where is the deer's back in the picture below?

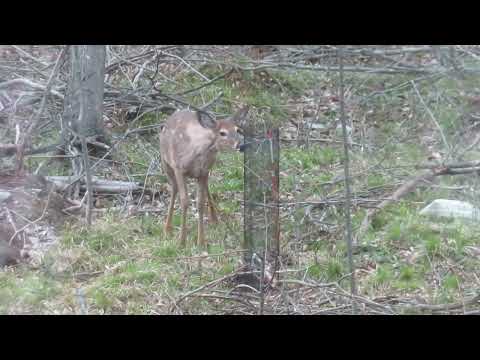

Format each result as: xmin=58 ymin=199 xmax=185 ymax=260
xmin=160 ymin=111 xmax=218 ymax=179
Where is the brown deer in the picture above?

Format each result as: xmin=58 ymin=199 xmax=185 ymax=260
xmin=159 ymin=106 xmax=249 ymax=248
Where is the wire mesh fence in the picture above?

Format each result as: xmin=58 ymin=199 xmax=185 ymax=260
xmin=237 ymin=46 xmax=480 ymax=314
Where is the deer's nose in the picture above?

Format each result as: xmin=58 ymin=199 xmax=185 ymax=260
xmin=238 ymin=143 xmax=248 ymax=152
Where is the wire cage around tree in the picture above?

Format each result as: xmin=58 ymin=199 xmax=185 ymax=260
xmin=243 ymin=116 xmax=280 ymax=285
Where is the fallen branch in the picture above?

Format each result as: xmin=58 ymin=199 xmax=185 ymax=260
xmin=356 ymin=170 xmax=440 ymax=241
xmin=238 ymin=62 xmax=434 ymax=75
xmin=0 ymin=144 xmax=18 ymax=157
xmin=1 ymin=143 xmax=66 ymax=158
xmin=25 ymin=143 xmax=64 ymax=155
xmin=397 ymin=293 xmax=480 ymax=313
xmin=45 ymin=176 xmax=141 ymax=193
xmin=172 ymin=272 xmax=239 ymax=310
xmin=11 ymin=45 xmax=51 ymax=68
xmin=0 ymin=78 xmax=64 ymax=99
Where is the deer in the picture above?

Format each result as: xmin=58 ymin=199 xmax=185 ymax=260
xmin=159 ymin=106 xmax=249 ymax=248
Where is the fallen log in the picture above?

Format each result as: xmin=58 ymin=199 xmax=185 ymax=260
xmin=0 ymin=144 xmax=18 ymax=157
xmin=45 ymin=176 xmax=142 ymax=193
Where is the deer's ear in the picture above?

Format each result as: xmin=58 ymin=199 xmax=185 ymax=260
xmin=230 ymin=105 xmax=249 ymax=129
xmin=197 ymin=111 xmax=217 ymax=129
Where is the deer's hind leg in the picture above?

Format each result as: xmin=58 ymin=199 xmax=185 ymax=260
xmin=174 ymin=169 xmax=189 ymax=247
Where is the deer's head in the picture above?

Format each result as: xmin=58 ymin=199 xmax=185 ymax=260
xmin=198 ymin=106 xmax=249 ymax=152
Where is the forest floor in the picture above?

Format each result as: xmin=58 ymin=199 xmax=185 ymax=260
xmin=1 ymin=46 xmax=480 ymax=314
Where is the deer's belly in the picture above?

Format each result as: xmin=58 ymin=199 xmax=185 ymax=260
xmin=183 ymin=153 xmax=216 ymax=179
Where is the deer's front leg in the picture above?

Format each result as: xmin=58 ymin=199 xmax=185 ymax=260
xmin=207 ymin=186 xmax=218 ymax=224
xmin=205 ymin=174 xmax=218 ymax=224
xmin=197 ymin=176 xmax=208 ymax=248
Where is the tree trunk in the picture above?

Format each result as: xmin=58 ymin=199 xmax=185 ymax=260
xmin=62 ymin=45 xmax=106 ymax=139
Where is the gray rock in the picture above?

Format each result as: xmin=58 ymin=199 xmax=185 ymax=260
xmin=419 ymin=199 xmax=480 ymax=221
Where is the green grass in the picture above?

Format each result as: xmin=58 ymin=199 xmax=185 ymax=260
xmin=0 ymin=210 xmax=245 ymax=314
xmin=365 ymin=174 xmax=383 ymax=188
xmin=153 ymin=243 xmax=179 ymax=261
xmin=364 ymin=264 xmax=395 ymax=294
xmin=442 ymin=274 xmax=461 ymax=291
xmin=423 ymin=232 xmax=442 ymax=257
xmin=0 ymin=270 xmax=61 ymax=314
xmin=307 ymin=264 xmax=323 ymax=279
xmin=393 ymin=265 xmax=423 ymax=291
xmin=373 ymin=265 xmax=395 ymax=286
xmin=282 ymin=147 xmax=340 ymax=171
xmin=326 ymin=258 xmax=345 ymax=281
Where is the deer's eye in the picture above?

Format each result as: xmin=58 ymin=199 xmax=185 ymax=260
xmin=219 ymin=130 xmax=228 ymax=137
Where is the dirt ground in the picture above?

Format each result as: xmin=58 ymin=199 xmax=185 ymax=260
xmin=0 ymin=174 xmax=71 ymax=266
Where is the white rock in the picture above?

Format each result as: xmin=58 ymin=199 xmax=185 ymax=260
xmin=419 ymin=199 xmax=480 ymax=221
xmin=308 ymin=123 xmax=328 ymax=130
xmin=0 ymin=191 xmax=11 ymax=203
